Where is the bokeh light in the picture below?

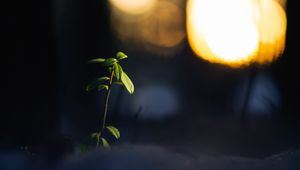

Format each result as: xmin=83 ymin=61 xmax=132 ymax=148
xmin=253 ymin=0 xmax=287 ymax=64
xmin=109 ymin=0 xmax=185 ymax=57
xmin=109 ymin=0 xmax=157 ymax=15
xmin=187 ymin=0 xmax=287 ymax=67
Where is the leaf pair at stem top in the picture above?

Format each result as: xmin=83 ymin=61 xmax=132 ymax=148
xmin=86 ymin=51 xmax=134 ymax=94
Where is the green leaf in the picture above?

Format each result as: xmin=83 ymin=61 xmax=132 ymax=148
xmin=113 ymin=63 xmax=120 ymax=80
xmin=101 ymin=137 xmax=111 ymax=149
xmin=121 ymin=72 xmax=134 ymax=94
xmin=116 ymin=52 xmax=128 ymax=60
xmin=86 ymin=77 xmax=110 ymax=91
xmin=86 ymin=83 xmax=97 ymax=91
xmin=107 ymin=67 xmax=113 ymax=72
xmin=106 ymin=126 xmax=120 ymax=139
xmin=88 ymin=58 xmax=105 ymax=64
xmin=91 ymin=132 xmax=100 ymax=140
xmin=113 ymin=63 xmax=123 ymax=80
xmin=103 ymin=58 xmax=118 ymax=66
xmin=97 ymin=77 xmax=110 ymax=81
xmin=97 ymin=85 xmax=109 ymax=91
xmin=113 ymin=81 xmax=123 ymax=85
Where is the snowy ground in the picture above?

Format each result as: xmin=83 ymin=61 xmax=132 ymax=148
xmin=1 ymin=144 xmax=299 ymax=170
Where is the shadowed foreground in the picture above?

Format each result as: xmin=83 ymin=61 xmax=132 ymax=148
xmin=1 ymin=144 xmax=299 ymax=170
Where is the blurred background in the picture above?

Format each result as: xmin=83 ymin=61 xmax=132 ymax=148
xmin=1 ymin=0 xmax=300 ymax=166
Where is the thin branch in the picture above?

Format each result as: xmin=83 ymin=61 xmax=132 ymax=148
xmin=102 ymin=67 xmax=114 ymax=130
xmin=96 ymin=66 xmax=114 ymax=148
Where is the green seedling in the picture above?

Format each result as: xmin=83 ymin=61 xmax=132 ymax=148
xmin=86 ymin=51 xmax=134 ymax=149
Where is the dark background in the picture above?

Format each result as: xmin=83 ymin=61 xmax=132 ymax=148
xmin=1 ymin=0 xmax=299 ymax=160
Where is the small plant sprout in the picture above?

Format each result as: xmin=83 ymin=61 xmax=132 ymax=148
xmin=86 ymin=51 xmax=134 ymax=149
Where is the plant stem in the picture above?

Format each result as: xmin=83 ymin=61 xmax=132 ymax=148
xmin=96 ymin=67 xmax=114 ymax=148
xmin=96 ymin=135 xmax=100 ymax=149
xmin=103 ymin=68 xmax=114 ymax=129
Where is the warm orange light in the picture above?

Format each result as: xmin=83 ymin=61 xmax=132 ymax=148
xmin=138 ymin=1 xmax=185 ymax=48
xmin=253 ymin=0 xmax=287 ymax=64
xmin=110 ymin=0 xmax=185 ymax=57
xmin=109 ymin=0 xmax=157 ymax=15
xmin=187 ymin=0 xmax=287 ymax=67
